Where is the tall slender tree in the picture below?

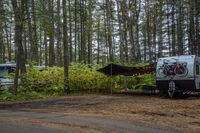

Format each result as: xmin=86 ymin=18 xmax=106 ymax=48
xmin=48 ymin=0 xmax=55 ymax=66
xmin=56 ymin=0 xmax=62 ymax=66
xmin=177 ymin=0 xmax=184 ymax=55
xmin=63 ymin=0 xmax=70 ymax=92
xmin=0 ymin=0 xmax=4 ymax=63
xmin=68 ymin=0 xmax=73 ymax=62
xmin=11 ymin=0 xmax=27 ymax=94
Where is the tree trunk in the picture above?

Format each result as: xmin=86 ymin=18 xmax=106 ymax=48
xmin=134 ymin=0 xmax=141 ymax=62
xmin=74 ymin=0 xmax=77 ymax=62
xmin=171 ymin=1 xmax=176 ymax=56
xmin=11 ymin=0 xmax=27 ymax=95
xmin=97 ymin=17 xmax=100 ymax=64
xmin=68 ymin=0 xmax=73 ymax=62
xmin=81 ymin=0 xmax=86 ymax=63
xmin=44 ymin=31 xmax=48 ymax=66
xmin=121 ymin=1 xmax=128 ymax=63
xmin=56 ymin=0 xmax=62 ymax=66
xmin=117 ymin=1 xmax=124 ymax=64
xmin=0 ymin=0 xmax=4 ymax=63
xmin=26 ymin=1 xmax=34 ymax=63
xmin=49 ymin=0 xmax=55 ymax=66
xmin=189 ymin=0 xmax=195 ymax=54
xmin=177 ymin=1 xmax=184 ymax=55
xmin=5 ymin=21 xmax=11 ymax=62
xmin=167 ymin=0 xmax=172 ymax=56
xmin=157 ymin=1 xmax=163 ymax=58
xmin=23 ymin=27 xmax=28 ymax=63
xmin=87 ymin=0 xmax=93 ymax=64
xmin=195 ymin=0 xmax=200 ymax=54
xmin=39 ymin=27 xmax=43 ymax=66
xmin=143 ymin=25 xmax=147 ymax=62
xmin=106 ymin=0 xmax=113 ymax=63
xmin=146 ymin=0 xmax=152 ymax=61
xmin=63 ymin=0 xmax=70 ymax=93
xmin=32 ymin=0 xmax=38 ymax=65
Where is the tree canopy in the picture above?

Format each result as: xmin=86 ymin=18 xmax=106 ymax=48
xmin=0 ymin=0 xmax=199 ymax=65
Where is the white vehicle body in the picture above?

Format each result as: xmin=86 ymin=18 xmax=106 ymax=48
xmin=0 ymin=64 xmax=16 ymax=86
xmin=156 ymin=55 xmax=200 ymax=97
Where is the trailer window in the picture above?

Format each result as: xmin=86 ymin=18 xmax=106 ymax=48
xmin=196 ymin=65 xmax=200 ymax=75
xmin=0 ymin=67 xmax=7 ymax=78
xmin=8 ymin=67 xmax=15 ymax=73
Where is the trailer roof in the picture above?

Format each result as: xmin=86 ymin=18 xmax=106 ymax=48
xmin=0 ymin=64 xmax=16 ymax=67
xmin=160 ymin=55 xmax=196 ymax=59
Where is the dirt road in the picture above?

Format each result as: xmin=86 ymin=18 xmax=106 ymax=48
xmin=0 ymin=94 xmax=199 ymax=133
xmin=0 ymin=110 xmax=173 ymax=133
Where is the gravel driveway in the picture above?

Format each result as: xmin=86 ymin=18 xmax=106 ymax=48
xmin=0 ymin=94 xmax=199 ymax=133
xmin=0 ymin=110 xmax=176 ymax=133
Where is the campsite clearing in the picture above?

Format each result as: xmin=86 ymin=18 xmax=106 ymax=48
xmin=0 ymin=94 xmax=200 ymax=133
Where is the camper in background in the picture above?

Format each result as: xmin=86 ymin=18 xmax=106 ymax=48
xmin=156 ymin=55 xmax=200 ymax=98
xmin=0 ymin=64 xmax=16 ymax=86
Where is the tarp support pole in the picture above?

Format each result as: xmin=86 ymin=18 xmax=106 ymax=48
xmin=124 ymin=76 xmax=128 ymax=89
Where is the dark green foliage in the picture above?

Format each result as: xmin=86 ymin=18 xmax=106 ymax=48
xmin=20 ymin=63 xmax=111 ymax=95
xmin=0 ymin=90 xmax=14 ymax=101
xmin=0 ymin=63 xmax=155 ymax=101
xmin=0 ymin=88 xmax=45 ymax=101
xmin=68 ymin=63 xmax=110 ymax=93
xmin=132 ymin=74 xmax=156 ymax=90
xmin=21 ymin=67 xmax=64 ymax=95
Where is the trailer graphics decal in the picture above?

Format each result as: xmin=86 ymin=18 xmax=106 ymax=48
xmin=157 ymin=58 xmax=188 ymax=77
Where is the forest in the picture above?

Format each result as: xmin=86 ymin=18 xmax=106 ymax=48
xmin=0 ymin=0 xmax=200 ymax=99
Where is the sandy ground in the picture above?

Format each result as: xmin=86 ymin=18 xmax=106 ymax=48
xmin=0 ymin=94 xmax=200 ymax=133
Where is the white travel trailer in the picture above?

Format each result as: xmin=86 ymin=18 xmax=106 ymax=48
xmin=156 ymin=55 xmax=200 ymax=97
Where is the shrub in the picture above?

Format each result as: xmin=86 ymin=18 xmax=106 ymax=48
xmin=21 ymin=67 xmax=64 ymax=95
xmin=20 ymin=64 xmax=111 ymax=95
xmin=0 ymin=63 xmax=156 ymax=101
xmin=20 ymin=63 xmax=156 ymax=94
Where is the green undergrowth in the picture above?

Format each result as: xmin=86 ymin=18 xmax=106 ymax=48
xmin=0 ymin=63 xmax=155 ymax=101
xmin=0 ymin=90 xmax=46 ymax=101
